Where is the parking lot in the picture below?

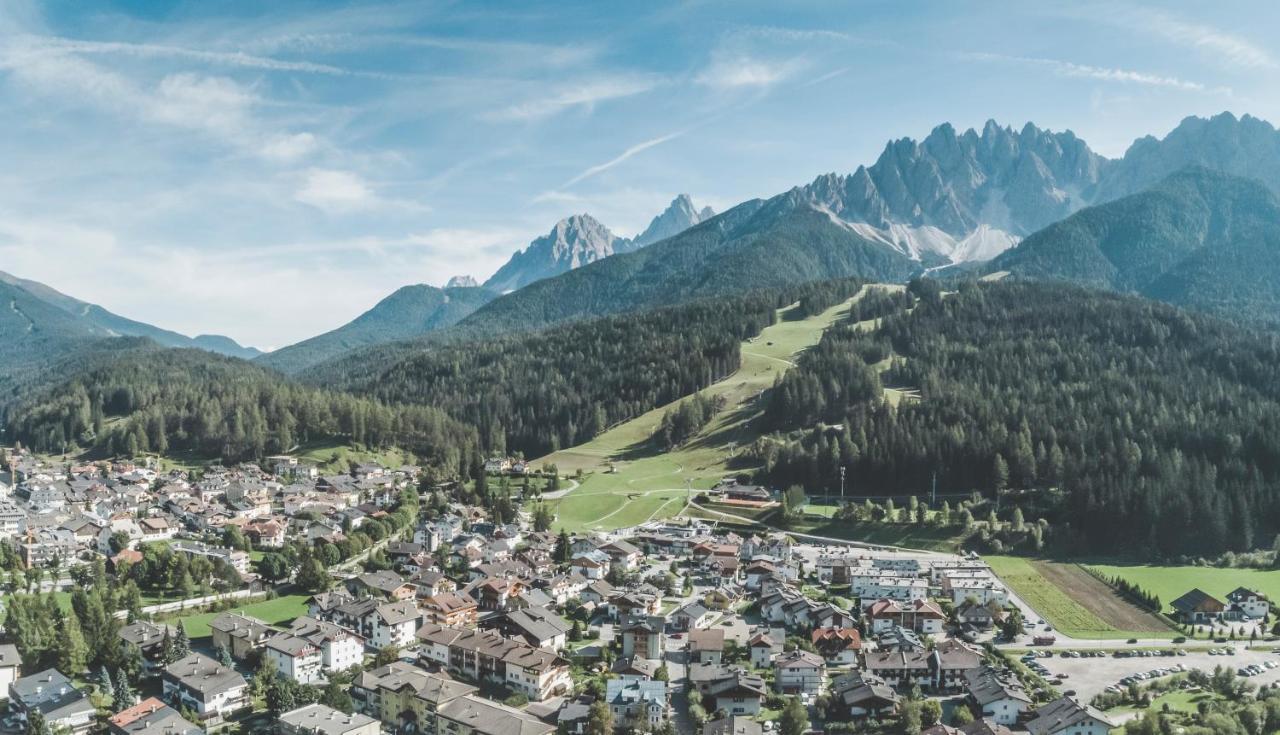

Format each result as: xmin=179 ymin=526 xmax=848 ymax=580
xmin=1021 ymin=645 xmax=1280 ymax=702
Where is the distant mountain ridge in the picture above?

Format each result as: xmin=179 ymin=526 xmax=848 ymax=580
xmin=991 ymin=166 xmax=1280 ymax=325
xmin=256 ymin=283 xmax=497 ymax=374
xmin=0 ymin=270 xmax=261 ymax=358
xmin=483 ymin=194 xmax=715 ymax=292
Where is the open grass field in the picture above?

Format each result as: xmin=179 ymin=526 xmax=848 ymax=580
xmin=540 ymin=290 xmax=872 ymax=532
xmin=986 ymin=556 xmax=1176 ymax=639
xmin=1088 ymin=563 xmax=1280 ymax=612
xmin=163 ymin=594 xmax=310 ymax=639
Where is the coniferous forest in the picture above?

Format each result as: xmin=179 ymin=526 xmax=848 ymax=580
xmin=323 ymin=278 xmax=867 ymax=458
xmin=755 ymin=280 xmax=1280 ymax=556
xmin=1 ymin=347 xmax=479 ymax=474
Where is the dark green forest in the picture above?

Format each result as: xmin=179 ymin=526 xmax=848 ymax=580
xmin=331 ymin=278 xmax=866 ymax=458
xmin=755 ymin=280 xmax=1280 ymax=556
xmin=1 ymin=347 xmax=478 ymax=474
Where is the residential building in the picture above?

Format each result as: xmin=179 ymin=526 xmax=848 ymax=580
xmin=209 ymin=612 xmax=275 ymax=661
xmin=107 ymin=698 xmax=202 ymax=735
xmin=1171 ymin=589 xmax=1226 ymax=624
xmin=605 ymin=678 xmax=668 ymax=728
xmin=966 ymin=666 xmax=1033 ymax=726
xmin=421 ymin=592 xmax=479 ymax=628
xmin=774 ymin=650 xmax=826 ymax=696
xmin=278 ymin=703 xmax=380 ymax=735
xmin=706 ymin=671 xmax=767 ymax=717
xmin=8 ymin=669 xmax=95 ymax=735
xmin=0 ymin=644 xmax=22 ymax=698
xmin=1025 ymin=697 xmax=1114 ymax=735
xmin=288 ymin=617 xmax=365 ymax=674
xmin=415 ymin=623 xmax=573 ymax=701
xmin=161 ymin=653 xmax=250 ymax=726
xmin=264 ymin=632 xmax=324 ymax=684
xmin=689 ymin=628 xmax=725 ymax=665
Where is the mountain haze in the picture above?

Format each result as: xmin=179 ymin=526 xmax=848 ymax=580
xmin=0 ymin=270 xmax=261 ymax=359
xmin=256 ymin=284 xmax=497 ymax=374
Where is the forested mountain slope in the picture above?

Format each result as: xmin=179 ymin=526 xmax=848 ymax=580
xmin=438 ymin=201 xmax=920 ymax=337
xmin=1 ymin=345 xmax=478 ymax=474
xmin=0 ymin=270 xmax=260 ymax=358
xmin=755 ymin=279 xmax=1280 ymax=557
xmin=257 ymin=284 xmax=497 ymax=375
xmin=991 ymin=167 xmax=1280 ymax=325
xmin=314 ymin=279 xmax=867 ymax=458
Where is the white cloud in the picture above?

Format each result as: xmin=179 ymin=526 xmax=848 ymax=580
xmin=492 ymin=75 xmax=660 ymax=120
xmin=964 ymin=52 xmax=1224 ymax=93
xmin=695 ymin=55 xmax=804 ymax=89
xmin=294 ymin=169 xmax=377 ymax=212
xmin=0 ymin=36 xmax=327 ymax=160
xmin=259 ymin=132 xmax=320 ymax=162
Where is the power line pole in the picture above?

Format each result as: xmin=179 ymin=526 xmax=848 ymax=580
xmin=839 ymin=466 xmax=846 ymax=504
xmin=931 ymin=471 xmax=937 ymax=507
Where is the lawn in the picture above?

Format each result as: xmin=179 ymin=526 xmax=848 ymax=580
xmin=551 ymin=488 xmax=689 ymax=533
xmin=294 ymin=441 xmax=414 ymax=473
xmin=540 ymin=291 xmax=868 ymax=532
xmin=783 ymin=517 xmax=969 ymax=552
xmin=163 ymin=594 xmax=310 ymax=639
xmin=986 ymin=556 xmax=1176 ymax=639
xmin=1088 ymin=563 xmax=1280 ymax=613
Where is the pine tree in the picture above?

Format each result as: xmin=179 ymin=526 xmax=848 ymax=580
xmin=96 ymin=665 xmax=115 ymax=703
xmin=114 ymin=669 xmax=136 ymax=708
xmin=173 ymin=623 xmax=190 ymax=660
xmin=55 ymin=612 xmax=89 ymax=675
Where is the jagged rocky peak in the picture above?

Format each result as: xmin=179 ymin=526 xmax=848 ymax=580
xmin=445 ymin=275 xmax=479 ymax=288
xmin=629 ymin=194 xmax=716 ymax=249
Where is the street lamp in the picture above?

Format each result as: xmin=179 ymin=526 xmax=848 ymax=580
xmin=839 ymin=466 xmax=846 ymax=503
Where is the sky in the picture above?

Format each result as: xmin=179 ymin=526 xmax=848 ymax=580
xmin=0 ymin=0 xmax=1277 ymax=350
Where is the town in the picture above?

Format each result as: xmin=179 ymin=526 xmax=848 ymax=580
xmin=0 ymin=446 xmax=1273 ymax=735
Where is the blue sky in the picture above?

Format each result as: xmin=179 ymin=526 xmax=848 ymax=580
xmin=0 ymin=0 xmax=1276 ymax=350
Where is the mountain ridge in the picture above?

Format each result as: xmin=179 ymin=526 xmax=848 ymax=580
xmin=482 ymin=194 xmax=716 ymax=293
xmin=991 ymin=165 xmax=1280 ymax=325
xmin=255 ymin=283 xmax=498 ymax=374
xmin=0 ymin=270 xmax=261 ymax=358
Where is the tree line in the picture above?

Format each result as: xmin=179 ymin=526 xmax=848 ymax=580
xmin=325 ymin=278 xmax=867 ymax=458
xmin=1 ymin=347 xmax=480 ymax=473
xmin=755 ymin=279 xmax=1280 ymax=557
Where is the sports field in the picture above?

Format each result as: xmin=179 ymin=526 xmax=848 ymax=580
xmin=541 ymin=290 xmax=871 ymax=533
xmin=986 ymin=556 xmax=1176 ymax=639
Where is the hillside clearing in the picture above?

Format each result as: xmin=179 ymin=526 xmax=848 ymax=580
xmin=540 ymin=290 xmax=869 ymax=532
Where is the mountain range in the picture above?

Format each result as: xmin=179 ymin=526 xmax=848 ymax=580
xmin=482 ymin=194 xmax=715 ymax=293
xmin=992 ymin=166 xmax=1280 ymax=324
xmin=8 ymin=111 xmax=1280 ymax=389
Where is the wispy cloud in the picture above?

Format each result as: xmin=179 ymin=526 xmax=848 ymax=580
xmin=695 ymin=54 xmax=806 ymax=89
xmin=17 ymin=35 xmax=373 ymax=76
xmin=491 ymin=75 xmax=661 ymax=121
xmin=1144 ymin=12 xmax=1277 ymax=70
xmin=963 ymin=52 xmax=1224 ymax=93
xmin=560 ymin=131 xmax=684 ymax=189
xmin=801 ymin=67 xmax=850 ymax=87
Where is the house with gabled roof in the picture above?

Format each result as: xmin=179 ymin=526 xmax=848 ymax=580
xmin=1025 ymin=696 xmax=1113 ymax=735
xmin=1170 ymin=588 xmax=1226 ymax=623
